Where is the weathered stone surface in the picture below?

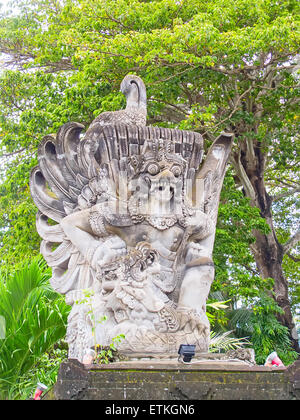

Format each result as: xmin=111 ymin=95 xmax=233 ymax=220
xmin=45 ymin=359 xmax=300 ymax=400
xmin=30 ymin=74 xmax=233 ymax=362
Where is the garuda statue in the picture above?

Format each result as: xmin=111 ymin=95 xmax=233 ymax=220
xmin=30 ymin=75 xmax=233 ymax=361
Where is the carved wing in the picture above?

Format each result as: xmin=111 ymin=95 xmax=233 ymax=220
xmin=30 ymin=123 xmax=205 ymax=296
xmin=194 ymin=133 xmax=234 ymax=225
xmin=30 ymin=122 xmax=97 ymax=296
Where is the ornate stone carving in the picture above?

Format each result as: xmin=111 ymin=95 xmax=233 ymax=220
xmin=30 ymin=75 xmax=233 ymax=361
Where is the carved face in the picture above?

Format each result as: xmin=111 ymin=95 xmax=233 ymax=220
xmin=128 ymin=156 xmax=185 ymax=218
xmin=127 ymin=139 xmax=187 ymax=218
xmin=142 ymin=160 xmax=183 ymax=204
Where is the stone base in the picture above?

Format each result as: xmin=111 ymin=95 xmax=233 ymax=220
xmin=45 ymin=357 xmax=300 ymax=400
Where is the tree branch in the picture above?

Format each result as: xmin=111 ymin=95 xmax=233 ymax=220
xmin=1 ymin=147 xmax=27 ymax=158
xmin=266 ymin=177 xmax=300 ymax=189
xmin=230 ymin=152 xmax=256 ymax=203
xmin=286 ymin=252 xmax=300 ymax=263
xmin=283 ymin=229 xmax=300 ymax=254
xmin=272 ymin=187 xmax=300 ymax=202
xmin=148 ymin=97 xmax=188 ymax=115
xmin=201 ymin=83 xmax=254 ymax=136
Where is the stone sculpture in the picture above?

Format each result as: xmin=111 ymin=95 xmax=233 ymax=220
xmin=30 ymin=75 xmax=233 ymax=362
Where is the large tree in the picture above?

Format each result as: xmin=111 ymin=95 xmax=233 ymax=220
xmin=0 ymin=0 xmax=299 ymax=351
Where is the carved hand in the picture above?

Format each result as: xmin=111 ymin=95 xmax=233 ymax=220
xmin=93 ymin=236 xmax=127 ymax=267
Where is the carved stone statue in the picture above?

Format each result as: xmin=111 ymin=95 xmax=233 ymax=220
xmin=30 ymin=75 xmax=233 ymax=361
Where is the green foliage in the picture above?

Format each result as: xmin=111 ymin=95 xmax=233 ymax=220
xmin=95 ymin=334 xmax=126 ymax=364
xmin=229 ymin=293 xmax=299 ymax=365
xmin=207 ymin=290 xmax=298 ymax=364
xmin=209 ymin=331 xmax=250 ymax=353
xmin=0 ymin=164 xmax=40 ymax=269
xmin=206 ymin=297 xmax=231 ymax=329
xmin=11 ymin=345 xmax=67 ymax=400
xmin=0 ymin=256 xmax=70 ymax=399
xmin=75 ymin=288 xmax=125 ymax=364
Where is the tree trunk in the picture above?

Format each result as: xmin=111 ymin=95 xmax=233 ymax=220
xmin=232 ymin=136 xmax=300 ymax=354
xmin=251 ymin=219 xmax=300 ymax=354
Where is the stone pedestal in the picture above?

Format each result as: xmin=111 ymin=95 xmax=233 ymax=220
xmin=45 ymin=358 xmax=300 ymax=400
